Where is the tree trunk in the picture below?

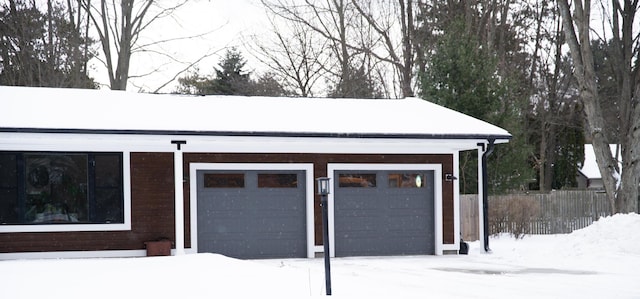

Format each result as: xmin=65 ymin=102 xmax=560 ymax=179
xmin=399 ymin=0 xmax=414 ymax=97
xmin=558 ymin=0 xmax=619 ymax=213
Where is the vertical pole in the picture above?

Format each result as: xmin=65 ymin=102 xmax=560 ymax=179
xmin=477 ymin=143 xmax=485 ymax=252
xmin=478 ymin=140 xmax=495 ymax=253
xmin=321 ymin=194 xmax=332 ymax=295
xmin=172 ymin=140 xmax=186 ymax=255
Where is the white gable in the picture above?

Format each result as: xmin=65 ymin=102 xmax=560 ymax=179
xmin=1 ymin=86 xmax=510 ymax=140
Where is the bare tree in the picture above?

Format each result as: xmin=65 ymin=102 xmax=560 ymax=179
xmin=350 ymin=0 xmax=416 ymax=97
xmin=248 ymin=18 xmax=328 ymax=97
xmin=261 ymin=0 xmax=417 ymax=98
xmin=558 ymin=0 xmax=639 ymax=213
xmin=82 ymin=0 xmax=188 ymax=90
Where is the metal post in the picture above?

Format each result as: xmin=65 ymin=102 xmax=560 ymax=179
xmin=321 ymin=193 xmax=332 ymax=295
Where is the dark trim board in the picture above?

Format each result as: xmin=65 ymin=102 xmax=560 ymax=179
xmin=0 ymin=127 xmax=512 ymax=141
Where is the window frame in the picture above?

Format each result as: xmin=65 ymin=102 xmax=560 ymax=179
xmin=0 ymin=151 xmax=131 ymax=233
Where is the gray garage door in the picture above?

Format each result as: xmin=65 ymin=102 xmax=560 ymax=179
xmin=334 ymin=170 xmax=435 ymax=257
xmin=197 ymin=170 xmax=306 ymax=259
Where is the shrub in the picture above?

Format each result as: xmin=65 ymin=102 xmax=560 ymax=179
xmin=489 ymin=196 xmax=541 ymax=239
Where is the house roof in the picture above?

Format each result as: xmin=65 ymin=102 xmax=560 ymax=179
xmin=579 ymin=144 xmax=620 ymax=179
xmin=0 ymin=86 xmax=511 ymax=141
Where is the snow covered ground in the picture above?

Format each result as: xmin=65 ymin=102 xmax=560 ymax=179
xmin=2 ymin=213 xmax=639 ymax=298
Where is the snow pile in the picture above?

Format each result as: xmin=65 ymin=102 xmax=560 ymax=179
xmin=1 ymin=253 xmax=309 ymax=299
xmin=560 ymin=213 xmax=640 ymax=256
xmin=1 ymin=214 xmax=640 ymax=298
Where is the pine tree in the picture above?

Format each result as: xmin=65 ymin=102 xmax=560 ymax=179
xmin=420 ymin=16 xmax=533 ymax=194
xmin=177 ymin=48 xmax=286 ymax=96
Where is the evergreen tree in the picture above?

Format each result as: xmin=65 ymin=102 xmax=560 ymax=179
xmin=421 ymin=16 xmax=533 ymax=194
xmin=210 ymin=48 xmax=252 ymax=95
xmin=177 ymin=48 xmax=287 ymax=96
xmin=328 ymin=65 xmax=383 ymax=99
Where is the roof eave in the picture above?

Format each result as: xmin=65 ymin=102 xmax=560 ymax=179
xmin=0 ymin=127 xmax=512 ymax=141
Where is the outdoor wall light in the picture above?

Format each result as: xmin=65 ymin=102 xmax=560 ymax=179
xmin=317 ymin=177 xmax=331 ymax=195
xmin=445 ymin=173 xmax=458 ymax=182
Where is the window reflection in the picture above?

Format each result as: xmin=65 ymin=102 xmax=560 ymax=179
xmin=25 ymin=154 xmax=88 ymax=223
xmin=338 ymin=174 xmax=376 ymax=187
xmin=258 ymin=173 xmax=298 ymax=188
xmin=388 ymin=173 xmax=425 ymax=188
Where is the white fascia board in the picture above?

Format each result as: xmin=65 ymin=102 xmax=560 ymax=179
xmin=0 ymin=132 xmax=501 ymax=154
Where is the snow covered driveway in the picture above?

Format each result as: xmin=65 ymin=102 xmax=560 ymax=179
xmin=2 ymin=214 xmax=639 ymax=298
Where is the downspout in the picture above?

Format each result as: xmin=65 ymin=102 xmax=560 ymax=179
xmin=481 ymin=139 xmax=495 ymax=252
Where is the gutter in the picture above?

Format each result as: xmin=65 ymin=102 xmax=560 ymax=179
xmin=0 ymin=127 xmax=512 ymax=141
xmin=481 ymin=139 xmax=495 ymax=252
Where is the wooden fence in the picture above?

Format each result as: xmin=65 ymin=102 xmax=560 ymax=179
xmin=460 ymin=190 xmax=611 ymax=241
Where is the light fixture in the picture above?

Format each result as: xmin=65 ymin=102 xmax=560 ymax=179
xmin=445 ymin=173 xmax=458 ymax=182
xmin=316 ymin=177 xmax=331 ymax=195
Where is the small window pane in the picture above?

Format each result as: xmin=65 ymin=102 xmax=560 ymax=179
xmin=338 ymin=174 xmax=376 ymax=187
xmin=95 ymin=155 xmax=121 ymax=188
xmin=388 ymin=173 xmax=425 ymax=188
xmin=0 ymin=153 xmax=17 ymax=188
xmin=258 ymin=173 xmax=298 ymax=188
xmin=0 ymin=153 xmax=18 ymax=223
xmin=94 ymin=154 xmax=124 ymax=224
xmin=204 ymin=173 xmax=245 ymax=188
xmin=95 ymin=188 xmax=124 ymax=223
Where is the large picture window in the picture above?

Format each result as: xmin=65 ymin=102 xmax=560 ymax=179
xmin=0 ymin=152 xmax=124 ymax=225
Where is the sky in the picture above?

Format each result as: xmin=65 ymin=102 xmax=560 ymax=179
xmin=90 ymin=0 xmax=270 ymax=93
xmin=2 ymin=213 xmax=639 ymax=298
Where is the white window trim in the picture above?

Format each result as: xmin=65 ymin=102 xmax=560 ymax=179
xmin=188 ymin=163 xmax=316 ymax=258
xmin=0 ymin=152 xmax=132 ymax=233
xmin=327 ymin=163 xmax=444 ymax=256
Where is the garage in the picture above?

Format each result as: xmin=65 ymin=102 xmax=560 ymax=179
xmin=1 ymin=86 xmax=514 ymax=259
xmin=331 ymin=165 xmax=438 ymax=257
xmin=196 ymin=168 xmax=309 ymax=259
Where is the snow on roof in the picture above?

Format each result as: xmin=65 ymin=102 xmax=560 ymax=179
xmin=0 ymin=86 xmax=511 ymax=139
xmin=580 ymin=144 xmax=620 ymax=179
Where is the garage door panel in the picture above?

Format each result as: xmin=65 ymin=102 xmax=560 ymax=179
xmin=336 ymin=215 xmax=382 ymax=231
xmin=197 ymin=169 xmax=307 ymax=259
xmin=336 ymin=198 xmax=380 ymax=209
xmin=388 ymin=197 xmax=430 ymax=209
xmin=387 ymin=216 xmax=429 ymax=230
xmin=334 ymin=169 xmax=435 ymax=257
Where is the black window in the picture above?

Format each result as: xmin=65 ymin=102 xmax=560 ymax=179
xmin=204 ymin=173 xmax=245 ymax=188
xmin=0 ymin=152 xmax=124 ymax=225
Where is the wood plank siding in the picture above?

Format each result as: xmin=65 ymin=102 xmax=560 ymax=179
xmin=0 ymin=152 xmax=454 ymax=253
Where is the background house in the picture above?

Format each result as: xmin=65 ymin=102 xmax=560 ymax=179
xmin=577 ymin=144 xmax=620 ymax=190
